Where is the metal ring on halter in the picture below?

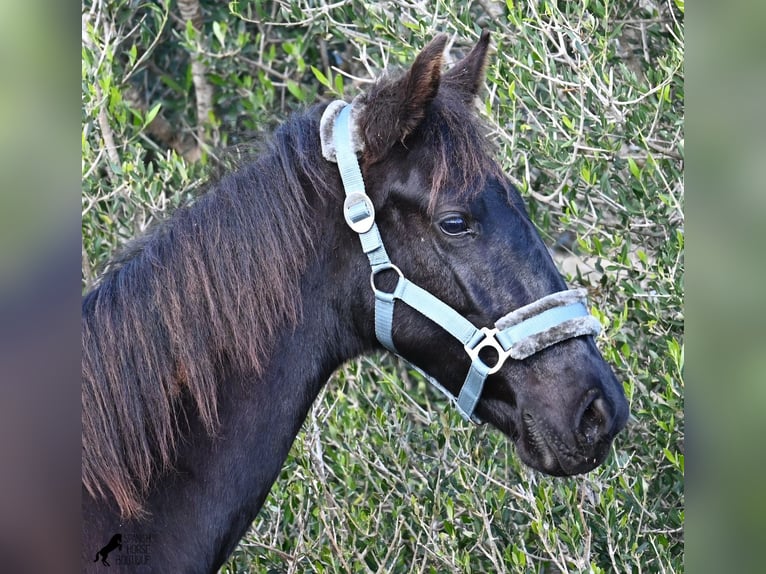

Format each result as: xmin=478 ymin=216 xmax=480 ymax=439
xmin=464 ymin=327 xmax=511 ymax=375
xmin=370 ymin=263 xmax=404 ymax=302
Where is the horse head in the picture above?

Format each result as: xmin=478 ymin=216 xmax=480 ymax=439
xmin=334 ymin=32 xmax=629 ymax=476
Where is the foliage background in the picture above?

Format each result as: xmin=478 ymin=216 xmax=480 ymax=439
xmin=82 ymin=0 xmax=684 ymax=572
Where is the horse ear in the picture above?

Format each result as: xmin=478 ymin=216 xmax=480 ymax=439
xmin=442 ymin=30 xmax=491 ymax=102
xmin=358 ymin=34 xmax=448 ymax=161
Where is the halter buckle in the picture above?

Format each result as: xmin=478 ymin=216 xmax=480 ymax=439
xmin=465 ymin=327 xmax=510 ymax=375
xmin=343 ymin=192 xmax=376 ymax=234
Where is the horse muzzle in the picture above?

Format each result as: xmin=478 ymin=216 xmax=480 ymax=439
xmin=478 ymin=335 xmax=629 ymax=476
xmin=513 ymin=357 xmax=629 ymax=476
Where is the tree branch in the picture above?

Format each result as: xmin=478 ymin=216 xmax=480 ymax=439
xmin=177 ymin=0 xmax=215 ymax=153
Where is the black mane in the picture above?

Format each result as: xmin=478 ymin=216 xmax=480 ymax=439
xmin=82 ymin=104 xmax=335 ymax=518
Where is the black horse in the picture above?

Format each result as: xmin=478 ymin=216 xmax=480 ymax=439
xmin=82 ymin=32 xmax=628 ymax=572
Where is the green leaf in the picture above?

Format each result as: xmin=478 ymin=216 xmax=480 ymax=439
xmin=660 ymin=83 xmax=672 ymax=103
xmin=628 ymin=157 xmax=641 ymax=180
xmin=507 ymin=79 xmax=516 ymax=99
xmin=184 ymin=18 xmax=196 ymax=42
xmin=286 ymin=80 xmax=304 ymax=101
xmin=334 ymin=73 xmax=344 ymax=96
xmin=310 ymin=65 xmax=330 ymax=88
xmin=213 ymin=21 xmax=227 ymax=47
xmin=160 ymin=74 xmax=185 ymax=94
xmin=143 ymin=103 xmax=162 ymax=127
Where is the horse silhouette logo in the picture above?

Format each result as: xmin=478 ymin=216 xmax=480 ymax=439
xmin=94 ymin=533 xmax=122 ymax=566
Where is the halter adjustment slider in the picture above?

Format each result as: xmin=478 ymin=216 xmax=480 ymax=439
xmin=343 ymin=192 xmax=376 ymax=234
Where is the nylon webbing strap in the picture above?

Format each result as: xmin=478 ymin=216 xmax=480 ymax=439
xmin=373 ymin=275 xmax=489 ymax=423
xmin=457 ymin=360 xmax=492 ymax=420
xmin=374 ymin=295 xmax=397 ymax=352
xmin=334 ymin=106 xmax=391 ymax=271
xmin=397 ymin=280 xmax=480 ymax=346
xmin=372 ymin=274 xmax=485 ymax=353
xmin=334 ymin=107 xmax=365 ymax=195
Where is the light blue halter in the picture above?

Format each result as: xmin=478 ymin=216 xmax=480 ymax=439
xmin=325 ymin=103 xmax=601 ymax=423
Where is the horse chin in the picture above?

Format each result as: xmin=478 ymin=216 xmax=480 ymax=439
xmin=481 ymin=401 xmax=612 ymax=476
xmin=513 ymin=412 xmax=612 ymax=476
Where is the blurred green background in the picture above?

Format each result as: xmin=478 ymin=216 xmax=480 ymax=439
xmin=78 ymin=1 xmax=685 ymax=572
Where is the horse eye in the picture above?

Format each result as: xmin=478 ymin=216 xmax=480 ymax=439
xmin=439 ymin=215 xmax=470 ymax=236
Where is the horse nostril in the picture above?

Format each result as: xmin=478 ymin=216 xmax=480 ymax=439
xmin=577 ymin=393 xmax=612 ymax=445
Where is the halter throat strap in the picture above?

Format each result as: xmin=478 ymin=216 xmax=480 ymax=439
xmin=323 ymin=102 xmax=601 ymax=423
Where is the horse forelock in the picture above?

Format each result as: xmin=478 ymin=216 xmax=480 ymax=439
xmin=429 ymin=84 xmax=506 ymax=207
xmin=364 ymin=68 xmax=503 ymax=212
xmin=82 ymin=107 xmax=334 ymax=518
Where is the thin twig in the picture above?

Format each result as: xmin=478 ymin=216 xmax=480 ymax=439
xmin=645 ymin=139 xmax=683 ymax=160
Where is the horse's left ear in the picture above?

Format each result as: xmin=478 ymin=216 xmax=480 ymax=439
xmin=442 ymin=30 xmax=492 ymax=102
xmin=357 ymin=34 xmax=448 ymax=162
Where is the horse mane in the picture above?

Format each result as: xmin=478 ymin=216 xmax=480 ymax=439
xmin=82 ymin=70 xmax=502 ymax=519
xmin=82 ymin=105 xmax=337 ymax=518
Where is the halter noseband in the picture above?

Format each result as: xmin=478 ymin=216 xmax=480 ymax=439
xmin=321 ymin=102 xmax=602 ymax=423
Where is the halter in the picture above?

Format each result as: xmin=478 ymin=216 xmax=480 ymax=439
xmin=321 ymin=102 xmax=602 ymax=423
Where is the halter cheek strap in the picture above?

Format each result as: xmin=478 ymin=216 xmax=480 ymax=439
xmin=322 ymin=102 xmax=602 ymax=423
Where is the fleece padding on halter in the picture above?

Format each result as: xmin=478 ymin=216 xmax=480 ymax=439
xmin=320 ymin=98 xmax=366 ymax=162
xmin=321 ymin=101 xmax=603 ymax=423
xmin=494 ymin=288 xmax=602 ymax=360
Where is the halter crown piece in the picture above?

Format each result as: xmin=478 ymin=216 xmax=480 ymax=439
xmin=320 ymin=102 xmax=603 ymax=423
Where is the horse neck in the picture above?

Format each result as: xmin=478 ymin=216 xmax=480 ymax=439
xmin=82 ymin=157 xmax=376 ymax=572
xmin=202 ymin=288 xmax=367 ymax=565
